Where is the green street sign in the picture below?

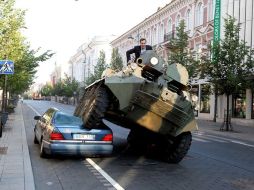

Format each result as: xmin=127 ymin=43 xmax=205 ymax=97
xmin=213 ymin=0 xmax=221 ymax=43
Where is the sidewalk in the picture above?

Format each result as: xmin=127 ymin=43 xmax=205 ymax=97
xmin=0 ymin=103 xmax=34 ymax=190
xmin=197 ymin=119 xmax=254 ymax=143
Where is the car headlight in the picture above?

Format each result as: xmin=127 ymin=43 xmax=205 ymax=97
xmin=150 ymin=57 xmax=158 ymax=65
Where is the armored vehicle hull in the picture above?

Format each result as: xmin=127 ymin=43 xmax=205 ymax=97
xmin=74 ymin=50 xmax=198 ymax=163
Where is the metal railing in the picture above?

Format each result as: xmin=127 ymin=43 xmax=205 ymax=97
xmin=164 ymin=31 xmax=175 ymax=42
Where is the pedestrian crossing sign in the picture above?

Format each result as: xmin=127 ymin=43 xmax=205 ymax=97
xmin=0 ymin=60 xmax=14 ymax=74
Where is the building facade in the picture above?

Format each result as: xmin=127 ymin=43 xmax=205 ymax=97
xmin=68 ymin=35 xmax=116 ymax=85
xmin=111 ymin=0 xmax=254 ymax=125
xmin=219 ymin=0 xmax=254 ymax=122
xmin=50 ymin=62 xmax=61 ymax=87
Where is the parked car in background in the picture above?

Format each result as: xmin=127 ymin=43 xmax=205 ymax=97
xmin=33 ymin=107 xmax=113 ymax=158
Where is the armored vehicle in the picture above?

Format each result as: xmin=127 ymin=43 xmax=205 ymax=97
xmin=74 ymin=50 xmax=198 ymax=163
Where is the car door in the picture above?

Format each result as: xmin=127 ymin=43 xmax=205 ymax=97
xmin=37 ymin=108 xmax=56 ymax=142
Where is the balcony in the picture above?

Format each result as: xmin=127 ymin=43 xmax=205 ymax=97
xmin=164 ymin=31 xmax=175 ymax=42
xmin=163 ymin=31 xmax=175 ymax=49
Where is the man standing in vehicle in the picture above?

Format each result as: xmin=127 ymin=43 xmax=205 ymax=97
xmin=126 ymin=38 xmax=152 ymax=63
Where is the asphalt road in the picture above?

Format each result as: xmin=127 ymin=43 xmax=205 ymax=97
xmin=22 ymin=100 xmax=254 ymax=190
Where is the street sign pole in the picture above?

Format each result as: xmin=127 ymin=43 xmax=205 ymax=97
xmin=0 ymin=59 xmax=14 ymax=113
xmin=1 ymin=75 xmax=8 ymax=112
xmin=213 ymin=0 xmax=221 ymax=44
xmin=212 ymin=0 xmax=221 ymax=123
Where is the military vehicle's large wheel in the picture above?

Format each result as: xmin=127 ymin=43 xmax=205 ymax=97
xmin=81 ymin=86 xmax=109 ymax=129
xmin=164 ymin=132 xmax=192 ymax=163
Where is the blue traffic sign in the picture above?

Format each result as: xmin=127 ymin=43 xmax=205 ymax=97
xmin=0 ymin=60 xmax=14 ymax=74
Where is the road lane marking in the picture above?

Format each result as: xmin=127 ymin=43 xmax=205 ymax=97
xmin=26 ymin=104 xmax=41 ymax=115
xmin=193 ymin=133 xmax=254 ymax=147
xmin=231 ymin=140 xmax=254 ymax=148
xmin=193 ymin=134 xmax=227 ymax=143
xmin=85 ymin=158 xmax=125 ymax=190
xmin=192 ymin=137 xmax=210 ymax=142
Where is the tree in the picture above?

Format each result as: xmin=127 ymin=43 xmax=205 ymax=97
xmin=85 ymin=50 xmax=107 ymax=85
xmin=203 ymin=16 xmax=254 ymax=130
xmin=40 ymin=84 xmax=53 ymax=96
xmin=94 ymin=50 xmax=107 ymax=79
xmin=110 ymin=48 xmax=123 ymax=71
xmin=0 ymin=0 xmax=53 ymax=95
xmin=168 ymin=20 xmax=198 ymax=79
xmin=7 ymin=47 xmax=53 ymax=94
xmin=62 ymin=74 xmax=79 ymax=97
xmin=51 ymin=81 xmax=62 ymax=96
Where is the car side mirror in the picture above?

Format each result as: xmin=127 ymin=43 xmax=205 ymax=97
xmin=34 ymin=116 xmax=41 ymax=120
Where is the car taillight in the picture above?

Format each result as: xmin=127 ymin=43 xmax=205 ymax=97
xmin=102 ymin=134 xmax=113 ymax=142
xmin=50 ymin=132 xmax=64 ymax=140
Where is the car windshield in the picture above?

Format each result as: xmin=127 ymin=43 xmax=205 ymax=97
xmin=54 ymin=112 xmax=83 ymax=126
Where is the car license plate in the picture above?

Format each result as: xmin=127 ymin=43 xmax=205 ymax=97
xmin=73 ymin=134 xmax=95 ymax=140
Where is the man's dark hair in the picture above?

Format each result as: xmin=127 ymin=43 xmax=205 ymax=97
xmin=139 ymin=38 xmax=146 ymax=43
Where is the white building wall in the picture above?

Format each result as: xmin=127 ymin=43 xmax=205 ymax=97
xmin=66 ymin=35 xmax=116 ymax=84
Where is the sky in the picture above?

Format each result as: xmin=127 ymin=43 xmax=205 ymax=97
xmin=15 ymin=0 xmax=170 ymax=84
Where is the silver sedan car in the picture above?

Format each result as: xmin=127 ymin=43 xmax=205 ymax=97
xmin=34 ymin=107 xmax=113 ymax=158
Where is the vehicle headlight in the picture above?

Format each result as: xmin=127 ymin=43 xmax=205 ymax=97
xmin=130 ymin=62 xmax=138 ymax=70
xmin=150 ymin=57 xmax=158 ymax=65
xmin=191 ymin=95 xmax=198 ymax=102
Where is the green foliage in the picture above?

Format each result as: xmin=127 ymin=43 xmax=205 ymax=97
xmin=40 ymin=83 xmax=53 ymax=96
xmin=52 ymin=81 xmax=64 ymax=96
xmin=167 ymin=20 xmax=198 ymax=79
xmin=110 ymin=48 xmax=123 ymax=71
xmin=94 ymin=50 xmax=107 ymax=79
xmin=6 ymin=47 xmax=53 ymax=94
xmin=62 ymin=74 xmax=79 ymax=97
xmin=85 ymin=50 xmax=107 ymax=85
xmin=0 ymin=0 xmax=53 ymax=95
xmin=85 ymin=74 xmax=97 ymax=86
xmin=41 ymin=74 xmax=79 ymax=97
xmin=204 ymin=16 xmax=254 ymax=95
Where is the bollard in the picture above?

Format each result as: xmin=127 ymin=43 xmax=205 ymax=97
xmin=1 ymin=112 xmax=8 ymax=126
xmin=0 ymin=112 xmax=8 ymax=137
xmin=0 ymin=116 xmax=2 ymax=138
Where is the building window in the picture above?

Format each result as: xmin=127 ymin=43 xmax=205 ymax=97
xmin=186 ymin=9 xmax=191 ymax=30
xmin=196 ymin=3 xmax=203 ymax=26
xmin=232 ymin=91 xmax=246 ymax=118
xmin=194 ymin=43 xmax=201 ymax=60
xmin=146 ymin=30 xmax=150 ymax=45
xmin=168 ymin=19 xmax=172 ymax=33
xmin=176 ymin=15 xmax=181 ymax=28
xmin=208 ymin=0 xmax=214 ymax=21
xmin=152 ymin=27 xmax=157 ymax=45
xmin=200 ymin=84 xmax=210 ymax=113
xmin=158 ymin=23 xmax=164 ymax=43
xmin=150 ymin=29 xmax=153 ymax=45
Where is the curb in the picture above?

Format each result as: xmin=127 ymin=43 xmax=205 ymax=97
xmin=20 ymin=103 xmax=35 ymax=190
